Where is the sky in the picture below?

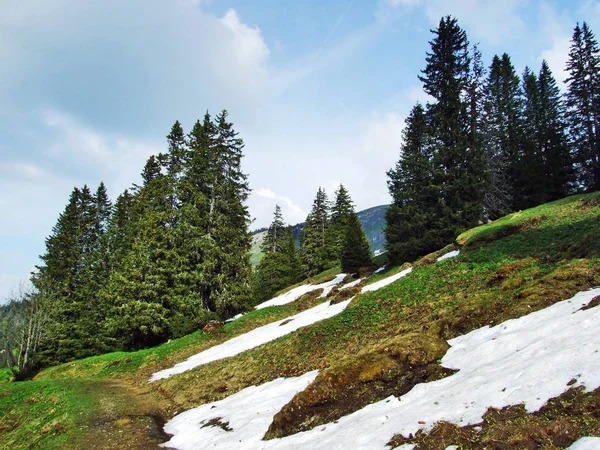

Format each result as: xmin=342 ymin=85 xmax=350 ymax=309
xmin=1 ymin=0 xmax=598 ymax=301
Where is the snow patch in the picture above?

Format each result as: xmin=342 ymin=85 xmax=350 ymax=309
xmin=373 ymin=265 xmax=386 ymax=274
xmin=163 ymin=287 xmax=600 ymax=448
xmin=361 ymin=267 xmax=413 ymax=293
xmin=340 ymin=278 xmax=363 ymax=290
xmin=255 ymin=273 xmax=346 ymax=309
xmin=437 ymin=250 xmax=460 ymax=262
xmin=568 ymin=437 xmax=600 ymax=449
xmin=161 ymin=371 xmax=319 ymax=449
xmin=150 ymin=298 xmax=353 ymax=382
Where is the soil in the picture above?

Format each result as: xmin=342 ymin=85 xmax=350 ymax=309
xmin=71 ymin=381 xmax=173 ymax=450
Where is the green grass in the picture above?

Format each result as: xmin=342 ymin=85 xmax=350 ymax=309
xmin=2 ymin=192 xmax=600 ymax=448
xmin=0 ymin=368 xmax=14 ymax=384
xmin=152 ymin=193 xmax=600 ymax=411
xmin=0 ymin=378 xmax=104 ymax=449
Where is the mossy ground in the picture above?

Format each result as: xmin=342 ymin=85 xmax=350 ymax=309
xmin=1 ymin=192 xmax=600 ymax=449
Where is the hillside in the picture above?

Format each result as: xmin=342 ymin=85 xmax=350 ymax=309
xmin=251 ymin=204 xmax=388 ymax=266
xmin=1 ymin=193 xmax=600 ymax=449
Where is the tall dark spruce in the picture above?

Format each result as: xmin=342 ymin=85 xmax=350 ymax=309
xmin=385 ymin=103 xmax=434 ymax=263
xmin=565 ymin=22 xmax=600 ymax=191
xmin=419 ymin=16 xmax=486 ymax=240
xmin=482 ymin=54 xmax=524 ymax=217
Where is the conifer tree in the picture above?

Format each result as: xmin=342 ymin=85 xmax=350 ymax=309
xmin=300 ymin=187 xmax=335 ymax=277
xmin=254 ymin=206 xmax=301 ymax=302
xmin=565 ymin=22 xmax=600 ymax=190
xmin=329 ymin=184 xmax=355 ymax=257
xmin=419 ymin=16 xmax=486 ymax=239
xmin=340 ymin=212 xmax=372 ymax=274
xmin=519 ymin=67 xmax=546 ymax=209
xmin=482 ymin=53 xmax=524 ymax=216
xmin=385 ymin=103 xmax=436 ymax=263
xmin=537 ymin=60 xmax=574 ymax=201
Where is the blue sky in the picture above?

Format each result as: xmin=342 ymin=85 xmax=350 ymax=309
xmin=1 ymin=0 xmax=598 ymax=301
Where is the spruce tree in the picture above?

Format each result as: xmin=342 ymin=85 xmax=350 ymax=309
xmin=419 ymin=16 xmax=486 ymax=239
xmin=482 ymin=53 xmax=524 ymax=216
xmin=565 ymin=22 xmax=600 ymax=190
xmin=254 ymin=206 xmax=301 ymax=302
xmin=329 ymin=184 xmax=354 ymax=257
xmin=385 ymin=103 xmax=436 ymax=263
xmin=201 ymin=110 xmax=253 ymax=318
xmin=519 ymin=67 xmax=546 ymax=209
xmin=300 ymin=187 xmax=336 ymax=277
xmin=538 ymin=61 xmax=575 ymax=201
xmin=340 ymin=212 xmax=372 ymax=274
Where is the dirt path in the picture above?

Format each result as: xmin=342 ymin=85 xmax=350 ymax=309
xmin=71 ymin=381 xmax=173 ymax=450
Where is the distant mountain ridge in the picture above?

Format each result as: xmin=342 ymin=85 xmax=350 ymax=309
xmin=250 ymin=204 xmax=388 ymax=266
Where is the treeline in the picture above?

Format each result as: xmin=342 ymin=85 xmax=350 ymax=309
xmin=254 ymin=185 xmax=372 ymax=302
xmin=386 ymin=18 xmax=600 ymax=263
xmin=4 ymin=109 xmax=373 ymax=371
xmin=25 ymin=111 xmax=253 ymax=366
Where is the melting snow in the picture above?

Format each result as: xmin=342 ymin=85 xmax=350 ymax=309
xmin=153 ymin=268 xmax=411 ymax=382
xmin=162 ymin=287 xmax=600 ymax=449
xmin=150 ymin=299 xmax=353 ymax=382
xmin=361 ymin=267 xmax=413 ymax=293
xmin=568 ymin=437 xmax=600 ymax=449
xmin=161 ymin=371 xmax=319 ymax=449
xmin=255 ymin=274 xmax=346 ymax=309
xmin=437 ymin=250 xmax=460 ymax=262
xmin=373 ymin=266 xmax=387 ymax=274
xmin=340 ymin=278 xmax=363 ymax=290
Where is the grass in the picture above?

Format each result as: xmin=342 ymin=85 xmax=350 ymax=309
xmin=2 ymin=192 xmax=600 ymax=448
xmin=0 ymin=368 xmax=14 ymax=384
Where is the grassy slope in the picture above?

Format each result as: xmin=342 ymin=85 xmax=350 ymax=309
xmin=2 ymin=192 xmax=600 ymax=449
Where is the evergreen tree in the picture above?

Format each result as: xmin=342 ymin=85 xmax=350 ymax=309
xmin=385 ymin=103 xmax=436 ymax=263
xmin=538 ymin=61 xmax=575 ymax=201
xmin=300 ymin=187 xmax=335 ymax=277
xmin=340 ymin=212 xmax=372 ymax=274
xmin=419 ymin=16 xmax=486 ymax=239
xmin=261 ymin=205 xmax=288 ymax=254
xmin=254 ymin=206 xmax=301 ymax=302
xmin=519 ymin=67 xmax=546 ymax=209
xmin=482 ymin=53 xmax=524 ymax=216
xmin=329 ymin=184 xmax=354 ymax=257
xmin=104 ymin=157 xmax=177 ymax=349
xmin=565 ymin=22 xmax=600 ymax=190
xmin=196 ymin=110 xmax=253 ymax=318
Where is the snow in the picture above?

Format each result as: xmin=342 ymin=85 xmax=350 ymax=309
xmin=255 ymin=274 xmax=346 ymax=309
xmin=373 ymin=266 xmax=386 ymax=274
xmin=340 ymin=278 xmax=363 ymax=290
xmin=361 ymin=267 xmax=413 ymax=293
xmin=161 ymin=371 xmax=319 ymax=449
xmin=568 ymin=437 xmax=600 ymax=449
xmin=150 ymin=298 xmax=353 ymax=382
xmin=437 ymin=250 xmax=460 ymax=262
xmin=162 ymin=287 xmax=600 ymax=449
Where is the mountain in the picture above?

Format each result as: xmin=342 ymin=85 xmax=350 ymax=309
xmin=251 ymin=204 xmax=388 ymax=266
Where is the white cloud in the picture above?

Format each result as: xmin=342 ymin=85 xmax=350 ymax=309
xmin=249 ymin=188 xmax=307 ymax=228
xmin=255 ymin=188 xmax=278 ymax=200
xmin=40 ymin=109 xmax=163 ymax=196
xmin=0 ymin=162 xmax=47 ymax=182
xmin=219 ymin=9 xmax=270 ymax=72
xmin=538 ymin=2 xmax=574 ymax=87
